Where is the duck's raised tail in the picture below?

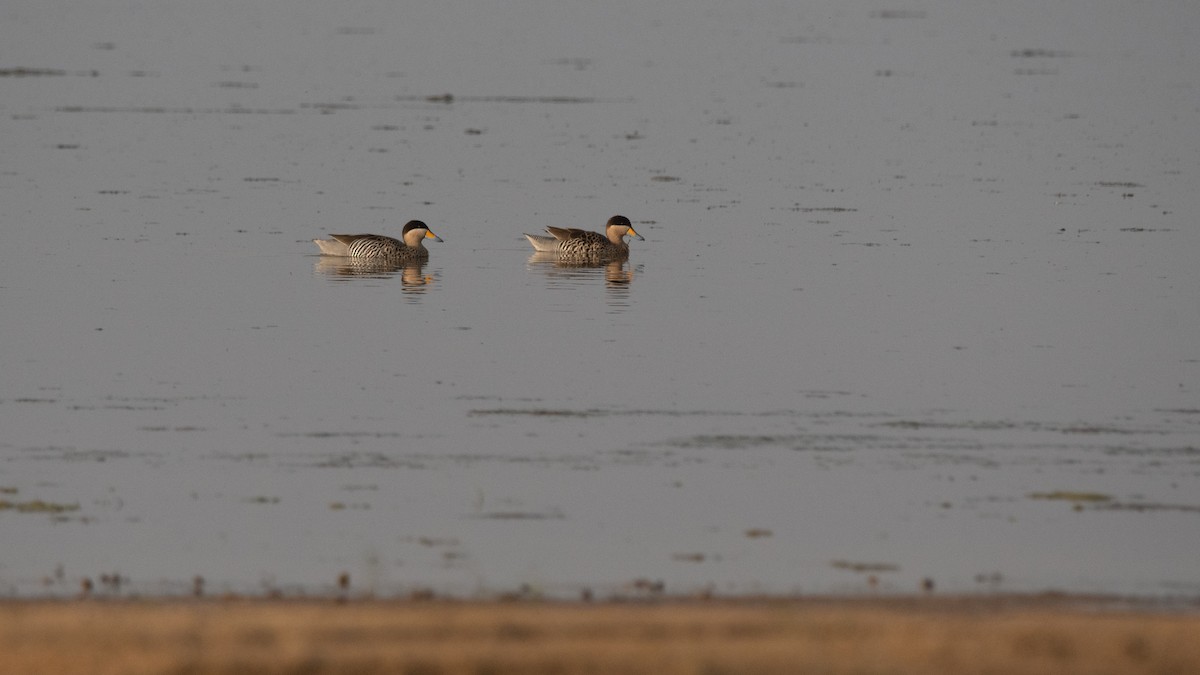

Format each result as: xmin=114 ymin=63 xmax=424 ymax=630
xmin=313 ymin=238 xmax=351 ymax=256
xmin=523 ymin=233 xmax=560 ymax=252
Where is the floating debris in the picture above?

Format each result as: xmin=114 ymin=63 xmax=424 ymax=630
xmin=56 ymin=105 xmax=297 ymax=115
xmin=397 ymin=93 xmax=630 ymax=105
xmin=626 ymin=578 xmax=665 ymax=594
xmin=469 ymin=408 xmax=603 ymax=418
xmin=831 ymin=560 xmax=900 ymax=573
xmin=1010 ymin=49 xmax=1071 ymax=58
xmin=0 ymin=68 xmax=94 ymax=77
xmin=472 ymin=510 xmax=564 ymax=521
xmin=0 ymin=499 xmax=80 ymax=514
xmin=1028 ymin=491 xmax=1112 ymax=503
xmin=99 ymin=573 xmax=125 ymax=592
xmin=871 ymin=10 xmax=927 ymax=19
xmin=975 ymin=572 xmax=1005 ymax=586
xmin=1095 ymin=501 xmax=1200 ymax=513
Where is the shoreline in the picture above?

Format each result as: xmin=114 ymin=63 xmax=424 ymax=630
xmin=3 ymin=593 xmax=1198 ymax=674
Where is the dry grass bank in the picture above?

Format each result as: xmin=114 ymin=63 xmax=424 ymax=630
xmin=1 ymin=595 xmax=1198 ymax=674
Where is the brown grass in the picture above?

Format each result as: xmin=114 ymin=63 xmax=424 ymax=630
xmin=1 ymin=595 xmax=1198 ymax=675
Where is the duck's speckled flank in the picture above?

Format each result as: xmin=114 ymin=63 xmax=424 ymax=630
xmin=524 ymin=215 xmax=644 ymax=260
xmin=314 ymin=220 xmax=443 ymax=260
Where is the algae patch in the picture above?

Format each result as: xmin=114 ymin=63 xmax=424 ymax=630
xmin=0 ymin=499 xmax=81 ymax=514
xmin=1028 ymin=491 xmax=1112 ymax=503
xmin=831 ymin=560 xmax=900 ymax=573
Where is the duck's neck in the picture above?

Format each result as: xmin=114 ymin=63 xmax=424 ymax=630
xmin=403 ymin=230 xmax=427 ymax=249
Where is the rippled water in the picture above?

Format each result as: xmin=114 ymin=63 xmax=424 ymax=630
xmin=2 ymin=0 xmax=1198 ymax=598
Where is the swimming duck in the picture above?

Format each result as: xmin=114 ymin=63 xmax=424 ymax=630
xmin=313 ymin=220 xmax=443 ymax=260
xmin=524 ymin=215 xmax=644 ymax=259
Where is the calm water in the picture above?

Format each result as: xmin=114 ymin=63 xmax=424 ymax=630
xmin=2 ymin=0 xmax=1198 ymax=598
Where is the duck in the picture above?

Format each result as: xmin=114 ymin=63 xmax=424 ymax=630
xmin=524 ymin=215 xmax=644 ymax=259
xmin=313 ymin=220 xmax=443 ymax=260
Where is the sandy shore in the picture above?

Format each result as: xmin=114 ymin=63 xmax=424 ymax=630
xmin=2 ymin=594 xmax=1197 ymax=675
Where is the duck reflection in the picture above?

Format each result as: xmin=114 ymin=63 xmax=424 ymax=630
xmin=315 ymin=256 xmax=438 ymax=292
xmin=527 ymin=252 xmax=639 ymax=308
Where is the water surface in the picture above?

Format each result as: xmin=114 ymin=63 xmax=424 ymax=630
xmin=2 ymin=0 xmax=1198 ymax=598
